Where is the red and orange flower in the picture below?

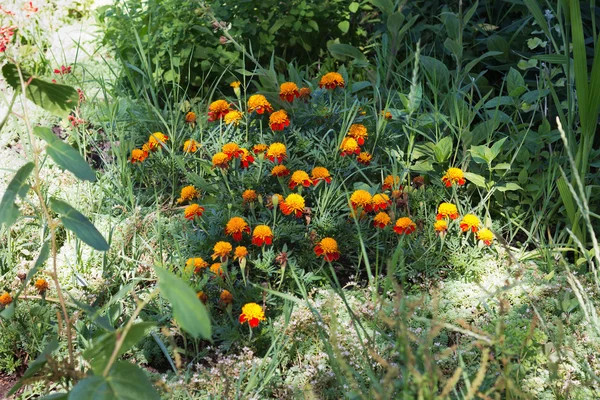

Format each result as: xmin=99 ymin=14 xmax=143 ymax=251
xmin=248 ymin=94 xmax=273 ymax=114
xmin=314 ymin=237 xmax=340 ymax=262
xmin=225 ymin=217 xmax=251 ymax=242
xmin=239 ymin=302 xmax=266 ymax=328
xmin=271 ymin=165 xmax=290 ymax=177
xmin=436 ymin=203 xmax=459 ymax=220
xmin=442 ymin=167 xmax=466 ymax=187
xmin=372 ymin=193 xmax=391 ymax=212
xmin=212 ymin=241 xmax=233 ymax=260
xmin=279 ymin=82 xmax=300 ymax=102
xmin=319 ymin=72 xmax=345 ymax=89
xmin=289 ymin=170 xmax=312 ymax=189
xmin=184 ymin=204 xmax=204 ymax=220
xmin=266 ymin=142 xmax=287 ymax=164
xmin=208 ymin=100 xmax=230 ymax=121
xmin=280 ymin=194 xmax=305 ymax=218
xmin=311 ymin=167 xmax=332 ymax=184
xmin=252 ymin=225 xmax=273 ymax=246
xmin=477 ymin=228 xmax=494 ymax=245
xmin=269 ymin=110 xmax=290 ymax=131
xmin=347 ymin=124 xmax=368 ymax=145
xmin=373 ymin=212 xmax=391 ymax=229
xmin=350 ymin=190 xmax=372 ymax=212
xmin=393 ymin=217 xmax=416 ymax=235
xmin=340 ymin=137 xmax=361 ymax=157
xmin=357 ymin=152 xmax=372 ymax=165
xmin=460 ymin=214 xmax=480 ymax=233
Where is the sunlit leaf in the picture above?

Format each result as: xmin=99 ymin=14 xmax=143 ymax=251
xmin=49 ymin=198 xmax=109 ymax=251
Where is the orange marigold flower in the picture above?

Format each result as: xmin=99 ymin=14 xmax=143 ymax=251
xmin=280 ymin=82 xmax=300 ymax=102
xmin=234 ymin=246 xmax=248 ymax=261
xmin=220 ymin=290 xmax=233 ymax=305
xmin=248 ymin=94 xmax=273 ymax=114
xmin=391 ymin=189 xmax=402 ymax=199
xmin=239 ymin=302 xmax=265 ymax=328
xmin=212 ymin=241 xmax=232 ymax=260
xmin=340 ymin=137 xmax=360 ymax=156
xmin=381 ymin=110 xmax=392 ymax=120
xmin=210 ymin=263 xmax=224 ymax=276
xmin=230 ymin=81 xmax=241 ymax=88
xmin=184 ymin=204 xmax=204 ymax=220
xmin=242 ymin=189 xmax=257 ymax=203
xmin=34 ymin=279 xmax=49 ymax=294
xmin=477 ymin=228 xmax=494 ymax=245
xmin=212 ymin=152 xmax=229 ymax=169
xmin=460 ymin=214 xmax=480 ymax=233
xmin=183 ymin=139 xmax=199 ymax=153
xmin=394 ymin=217 xmax=416 ymax=235
xmin=271 ymin=165 xmax=290 ymax=177
xmin=222 ymin=142 xmax=243 ymax=159
xmin=252 ymin=225 xmax=273 ymax=246
xmin=350 ymin=190 xmax=372 ymax=212
xmin=314 ymin=237 xmax=340 ymax=262
xmin=437 ymin=203 xmax=459 ymax=220
xmin=130 ymin=148 xmax=148 ymax=163
xmin=319 ymin=72 xmax=345 ymax=89
xmin=434 ymin=220 xmax=448 ymax=236
xmin=186 ymin=257 xmax=209 ymax=273
xmin=253 ymin=144 xmax=267 ymax=154
xmin=348 ymin=124 xmax=368 ymax=145
xmin=372 ymin=193 xmax=391 ymax=212
xmin=240 ymin=148 xmax=255 ymax=169
xmin=442 ymin=167 xmax=466 ymax=187
xmin=280 ymin=193 xmax=305 ymax=218
xmin=148 ymin=132 xmax=169 ymax=151
xmin=0 ymin=292 xmax=12 ymax=306
xmin=373 ymin=212 xmax=391 ymax=229
xmin=357 ymin=152 xmax=372 ymax=165
xmin=269 ymin=110 xmax=290 ymax=131
xmin=267 ymin=193 xmax=283 ymax=209
xmin=224 ymin=110 xmax=244 ymax=126
xmin=185 ymin=111 xmax=197 ymax=124
xmin=289 ymin=170 xmax=312 ymax=189
xmin=208 ymin=99 xmax=230 ymax=122
xmin=225 ymin=217 xmax=251 ymax=242
xmin=177 ymin=185 xmax=199 ymax=204
xmin=311 ymin=167 xmax=332 ymax=184
xmin=142 ymin=143 xmax=151 ymax=154
xmin=266 ymin=142 xmax=287 ymax=164
xmin=299 ymin=87 xmax=312 ymax=101
xmin=197 ymin=291 xmax=208 ymax=304
xmin=383 ymin=175 xmax=401 ymax=190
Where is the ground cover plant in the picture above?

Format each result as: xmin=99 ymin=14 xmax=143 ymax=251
xmin=1 ymin=0 xmax=600 ymax=399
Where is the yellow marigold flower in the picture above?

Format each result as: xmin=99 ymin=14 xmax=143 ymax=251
xmin=34 ymin=279 xmax=49 ymax=294
xmin=224 ymin=110 xmax=243 ymax=125
xmin=280 ymin=193 xmax=305 ymax=218
xmin=185 ymin=111 xmax=197 ymax=124
xmin=240 ymin=148 xmax=255 ymax=169
xmin=210 ymin=263 xmax=224 ymax=276
xmin=373 ymin=212 xmax=391 ymax=229
xmin=226 ymin=217 xmax=251 ymax=242
xmin=177 ymin=185 xmax=199 ymax=204
xmin=477 ymin=228 xmax=494 ymax=245
xmin=248 ymin=94 xmax=273 ymax=114
xmin=252 ymin=225 xmax=273 ymax=246
xmin=242 ymin=189 xmax=257 ymax=203
xmin=434 ymin=220 xmax=448 ymax=236
xmin=208 ymin=99 xmax=230 ymax=121
xmin=212 ymin=241 xmax=232 ymax=260
xmin=357 ymin=151 xmax=372 ymax=165
xmin=442 ymin=167 xmax=466 ymax=187
xmin=141 ymin=143 xmax=151 ymax=153
xmin=184 ymin=204 xmax=204 ymax=220
xmin=314 ymin=237 xmax=340 ymax=261
xmin=347 ymin=124 xmax=368 ymax=145
xmin=340 ymin=137 xmax=360 ymax=156
xmin=381 ymin=110 xmax=392 ymax=120
xmin=460 ymin=214 xmax=480 ymax=233
xmin=0 ymin=292 xmax=12 ymax=306
xmin=220 ymin=290 xmax=233 ymax=305
xmin=372 ymin=193 xmax=391 ymax=212
xmin=253 ymin=144 xmax=267 ymax=154
xmin=212 ymin=152 xmax=229 ymax=169
xmin=183 ymin=139 xmax=199 ymax=153
xmin=350 ymin=190 xmax=372 ymax=212
xmin=299 ymin=87 xmax=312 ymax=101
xmin=394 ymin=217 xmax=416 ymax=235
xmin=222 ymin=142 xmax=243 ymax=159
xmin=197 ymin=291 xmax=208 ymax=304
xmin=186 ymin=257 xmax=208 ymax=274
xmin=130 ymin=148 xmax=148 ymax=163
xmin=271 ymin=165 xmax=290 ymax=177
xmin=266 ymin=142 xmax=287 ymax=164
xmin=289 ymin=170 xmax=311 ymax=189
xmin=383 ymin=175 xmax=400 ymax=190
xmin=148 ymin=132 xmax=169 ymax=151
xmin=279 ymin=82 xmax=300 ymax=102
xmin=234 ymin=246 xmax=248 ymax=261
xmin=311 ymin=167 xmax=332 ymax=184
xmin=239 ymin=302 xmax=266 ymax=327
xmin=230 ymin=81 xmax=241 ymax=88
xmin=437 ymin=203 xmax=459 ymax=220
xmin=269 ymin=110 xmax=290 ymax=131
xmin=319 ymin=72 xmax=345 ymax=89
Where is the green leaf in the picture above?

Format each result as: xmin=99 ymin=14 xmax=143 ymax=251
xmin=434 ymin=136 xmax=453 ymax=163
xmin=496 ymin=183 xmax=523 ymax=192
xmin=370 ymin=0 xmax=394 ymax=14
xmin=444 ymin=38 xmax=463 ymax=59
xmin=338 ymin=20 xmax=350 ymax=33
xmin=307 ymin=20 xmax=319 ymax=31
xmin=421 ymin=56 xmax=449 ymax=89
xmin=9 ymin=338 xmax=59 ymax=396
xmin=507 ymin=68 xmax=525 ymax=97
xmin=154 ymin=266 xmax=211 ymax=340
xmin=50 ymin=198 xmax=109 ymax=251
xmin=463 ymin=172 xmax=486 ymax=187
xmin=1 ymin=63 xmax=78 ymax=119
xmin=387 ymin=11 xmax=405 ymax=35
xmin=69 ymin=361 xmax=160 ymax=400
xmin=33 ymin=127 xmax=96 ymax=182
xmin=349 ymin=2 xmax=359 ymax=13
xmin=327 ymin=43 xmax=368 ymax=66
xmin=0 ymin=162 xmax=33 ymax=229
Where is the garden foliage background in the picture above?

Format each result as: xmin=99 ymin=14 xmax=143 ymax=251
xmin=1 ymin=0 xmax=600 ymax=398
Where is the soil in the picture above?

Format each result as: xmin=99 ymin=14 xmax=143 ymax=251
xmin=0 ymin=373 xmax=20 ymax=399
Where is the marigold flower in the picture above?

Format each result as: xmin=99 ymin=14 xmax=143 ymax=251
xmin=239 ymin=302 xmax=266 ymax=328
xmin=130 ymin=148 xmax=148 ymax=163
xmin=269 ymin=110 xmax=290 ymax=131
xmin=477 ymin=228 xmax=494 ymax=245
xmin=319 ymin=72 xmax=345 ymax=89
xmin=357 ymin=152 xmax=372 ymax=165
xmin=230 ymin=81 xmax=241 ymax=88
xmin=383 ymin=175 xmax=400 ymax=190
xmin=234 ymin=246 xmax=248 ymax=261
xmin=442 ymin=167 xmax=466 ymax=187
xmin=222 ymin=142 xmax=243 ymax=159
xmin=460 ymin=214 xmax=480 ymax=233
xmin=54 ymin=65 xmax=72 ymax=75
xmin=224 ymin=110 xmax=243 ymax=125
xmin=197 ymin=291 xmax=208 ymax=304
xmin=0 ymin=26 xmax=16 ymax=53
xmin=340 ymin=137 xmax=360 ymax=157
xmin=212 ymin=241 xmax=232 ymax=260
xmin=253 ymin=144 xmax=267 ymax=154
xmin=248 ymin=94 xmax=273 ymax=114
xmin=279 ymin=82 xmax=300 ymax=102
xmin=34 ymin=279 xmax=49 ymax=294
xmin=391 ymin=189 xmax=402 ymax=199
xmin=434 ymin=220 xmax=448 ymax=236
xmin=266 ymin=142 xmax=287 ymax=164
xmin=436 ymin=203 xmax=459 ymax=220
xmin=220 ymin=290 xmax=233 ymax=305
xmin=185 ymin=111 xmax=197 ymax=124
xmin=210 ymin=263 xmax=224 ymax=276
xmin=280 ymin=193 xmax=305 ymax=218
xmin=242 ymin=189 xmax=257 ymax=203
xmin=348 ymin=124 xmax=368 ymax=145
xmin=252 ymin=225 xmax=273 ymax=246
xmin=373 ymin=212 xmax=391 ymax=229
xmin=299 ymin=87 xmax=312 ymax=101
xmin=183 ymin=139 xmax=199 ymax=153
xmin=350 ymin=190 xmax=372 ymax=212
xmin=271 ymin=165 xmax=290 ymax=177
xmin=142 ymin=143 xmax=151 ymax=153
xmin=208 ymin=100 xmax=230 ymax=121
xmin=0 ymin=292 xmax=12 ymax=306
xmin=225 ymin=217 xmax=251 ymax=241
xmin=381 ymin=110 xmax=392 ymax=120
xmin=372 ymin=193 xmax=391 ymax=212
xmin=148 ymin=132 xmax=169 ymax=151
xmin=289 ymin=170 xmax=312 ymax=189
xmin=311 ymin=167 xmax=332 ymax=184
xmin=394 ymin=217 xmax=416 ymax=235
xmin=267 ymin=194 xmax=284 ymax=209
xmin=314 ymin=237 xmax=340 ymax=262
xmin=177 ymin=185 xmax=199 ymax=204
xmin=240 ymin=148 xmax=255 ymax=168
xmin=184 ymin=204 xmax=205 ymax=220
xmin=186 ymin=257 xmax=209 ymax=273
xmin=212 ymin=152 xmax=229 ymax=169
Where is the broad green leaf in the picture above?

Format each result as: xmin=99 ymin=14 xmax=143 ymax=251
xmin=33 ymin=127 xmax=96 ymax=182
xmin=444 ymin=38 xmax=462 ymax=59
xmin=154 ymin=266 xmax=211 ymax=340
xmin=328 ymin=43 xmax=368 ymax=65
xmin=434 ymin=136 xmax=453 ymax=163
xmin=470 ymin=144 xmax=491 ymax=164
xmin=1 ymin=63 xmax=78 ymax=119
xmin=463 ymin=172 xmax=486 ymax=187
xmin=0 ymin=162 xmax=33 ymax=228
xmin=421 ymin=56 xmax=449 ymax=89
xmin=507 ymin=68 xmax=525 ymax=97
xmin=50 ymin=198 xmax=109 ymax=251
xmin=484 ymin=96 xmax=513 ymax=108
xmin=370 ymin=0 xmax=394 ymax=14
xmin=522 ymin=0 xmax=551 ymax=38
xmin=463 ymin=0 xmax=479 ymax=25
xmin=69 ymin=361 xmax=160 ymax=400
xmin=349 ymin=2 xmax=359 ymax=13
xmin=489 ymin=137 xmax=507 ymax=161
xmin=338 ymin=20 xmax=350 ymax=33
xmin=9 ymin=338 xmax=59 ymax=396
xmin=387 ymin=11 xmax=405 ymax=35
xmin=496 ymin=183 xmax=523 ymax=192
